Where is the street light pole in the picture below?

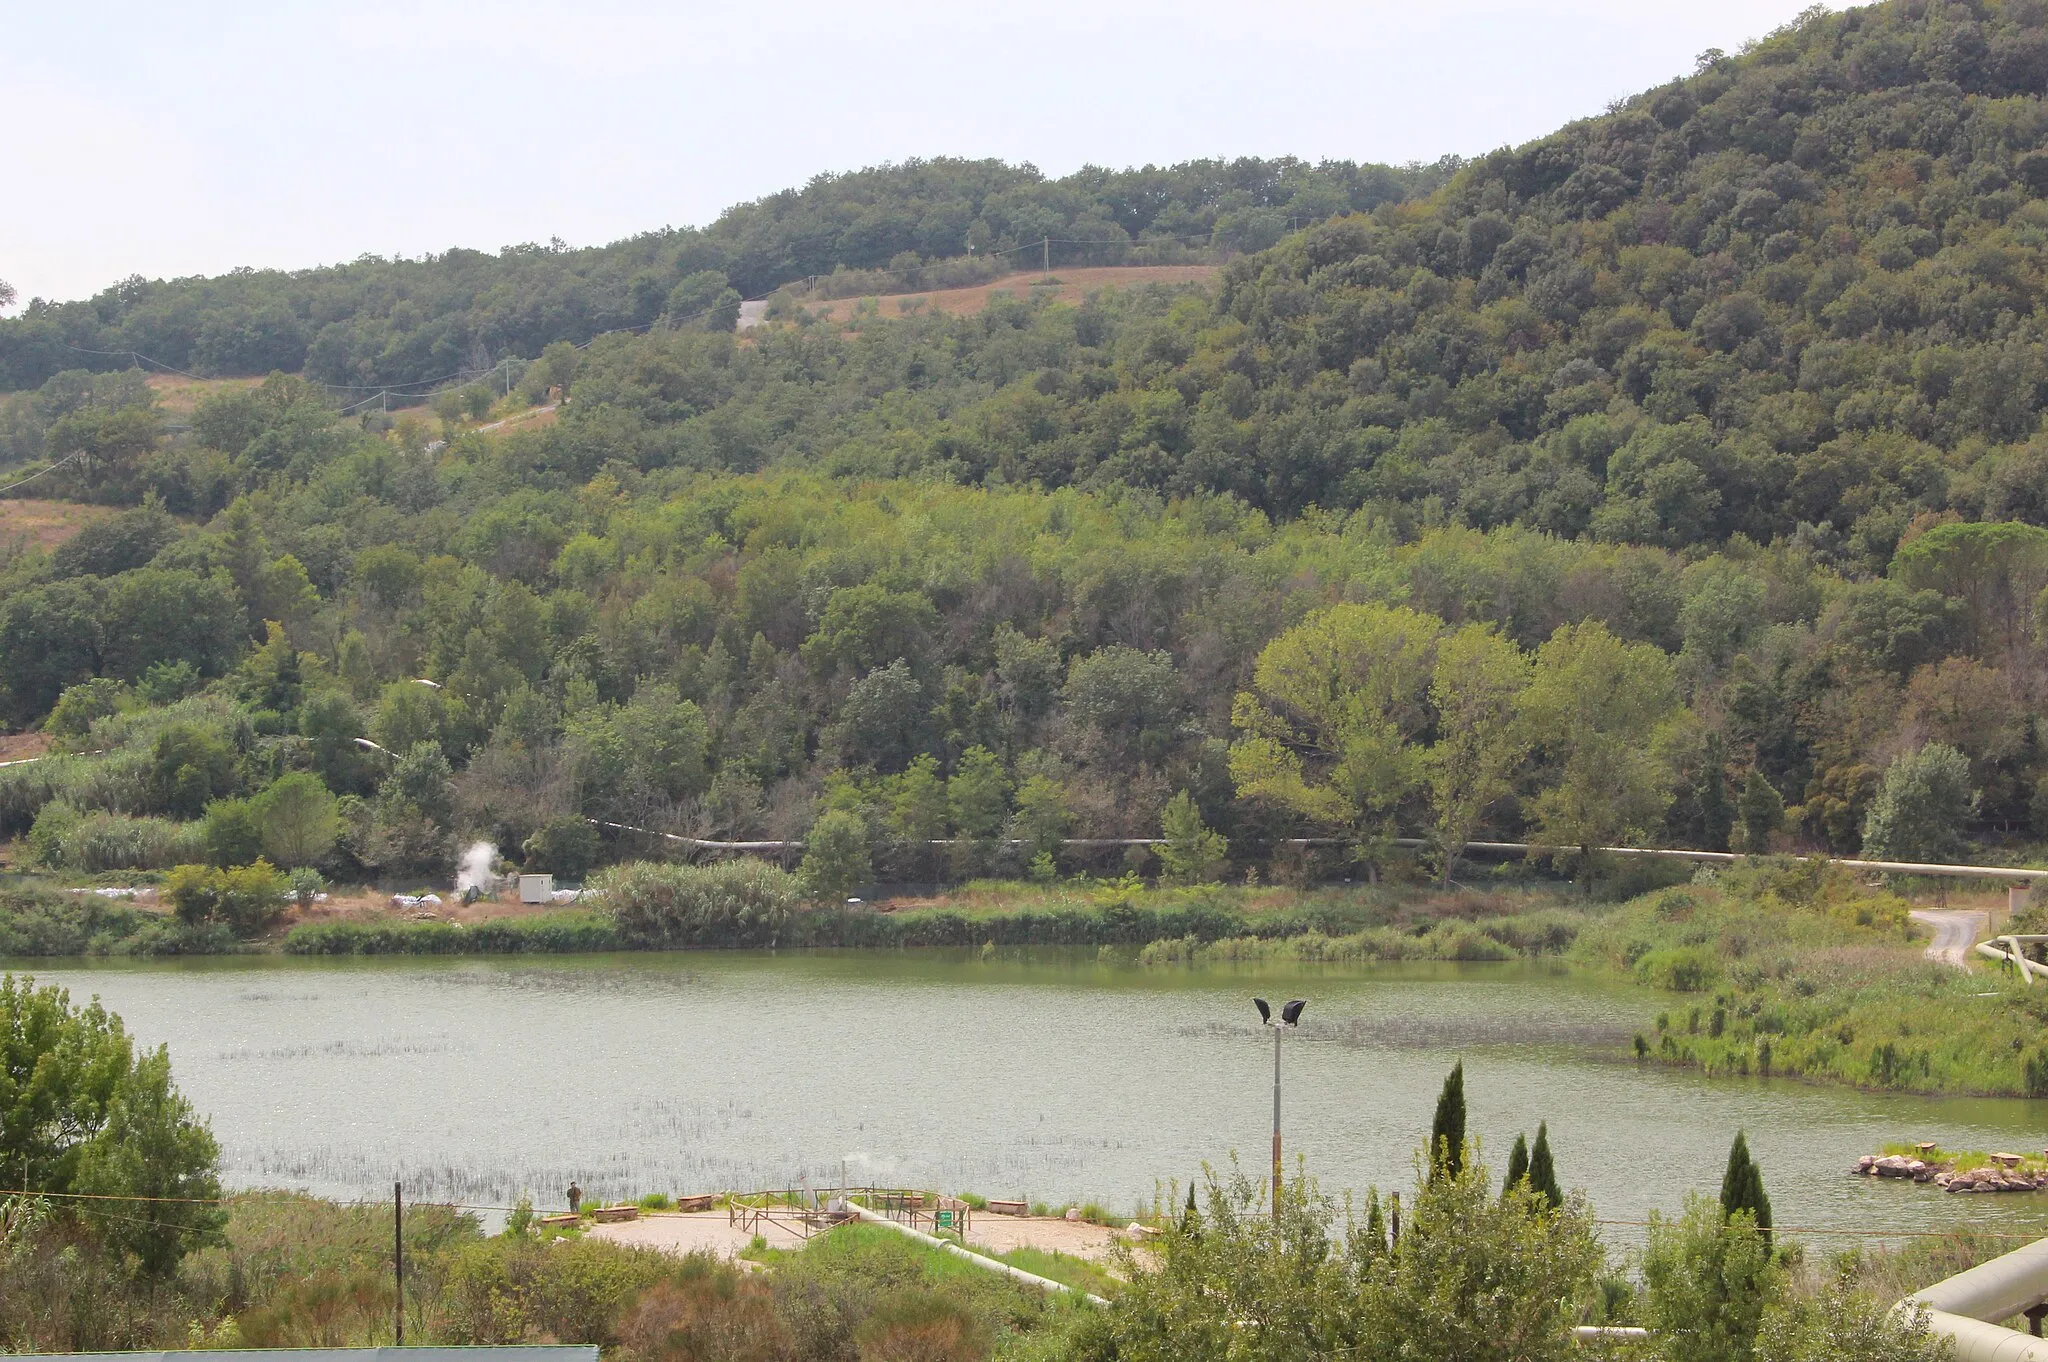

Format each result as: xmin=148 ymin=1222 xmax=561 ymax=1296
xmin=1253 ymin=998 xmax=1306 ymax=1228
xmin=1270 ymin=1018 xmax=1283 ymax=1227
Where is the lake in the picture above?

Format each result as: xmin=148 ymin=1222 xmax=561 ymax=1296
xmin=17 ymin=950 xmax=2048 ymax=1242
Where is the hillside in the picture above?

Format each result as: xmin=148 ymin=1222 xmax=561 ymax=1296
xmin=0 ymin=156 xmax=1446 ymax=393
xmin=0 ymin=0 xmax=2046 ymax=895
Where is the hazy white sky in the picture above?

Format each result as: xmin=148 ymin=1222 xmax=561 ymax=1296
xmin=2 ymin=0 xmax=1824 ymax=306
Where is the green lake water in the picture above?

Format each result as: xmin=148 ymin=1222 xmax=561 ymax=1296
xmin=17 ymin=951 xmax=2048 ymax=1242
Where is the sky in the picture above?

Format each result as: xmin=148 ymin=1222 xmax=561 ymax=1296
xmin=3 ymin=0 xmax=1827 ymax=307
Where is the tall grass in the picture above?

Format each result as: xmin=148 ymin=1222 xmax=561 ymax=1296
xmin=599 ymin=859 xmax=800 ymax=948
xmin=27 ymin=803 xmax=202 ymax=872
xmin=283 ymin=912 xmax=618 ymax=955
xmin=0 ymin=693 xmax=251 ymax=836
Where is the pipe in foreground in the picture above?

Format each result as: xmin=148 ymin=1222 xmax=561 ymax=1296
xmin=1904 ymin=1234 xmax=2048 ymax=1360
xmin=1975 ymin=938 xmax=2048 ymax=984
xmin=844 ymin=1202 xmax=1108 ymax=1306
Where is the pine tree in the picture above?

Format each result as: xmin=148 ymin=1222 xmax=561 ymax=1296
xmin=1428 ymin=1061 xmax=1466 ymax=1180
xmin=1502 ymin=1132 xmax=1530 ymax=1198
xmin=1528 ymin=1121 xmax=1562 ymax=1209
xmin=1719 ymin=1130 xmax=1773 ymax=1247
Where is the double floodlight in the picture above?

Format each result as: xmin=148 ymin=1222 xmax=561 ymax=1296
xmin=1253 ymin=997 xmax=1307 ymax=1027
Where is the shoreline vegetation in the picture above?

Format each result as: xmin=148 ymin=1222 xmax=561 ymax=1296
xmin=9 ymin=851 xmax=2048 ymax=1099
xmin=0 ymin=973 xmax=1983 ymax=1356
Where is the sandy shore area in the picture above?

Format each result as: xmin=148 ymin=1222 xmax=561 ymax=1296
xmin=965 ymin=1215 xmax=1130 ymax=1262
xmin=587 ymin=1209 xmax=810 ymax=1258
xmin=589 ymin=1208 xmax=1137 ymax=1266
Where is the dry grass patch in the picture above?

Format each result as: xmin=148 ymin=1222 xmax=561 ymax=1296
xmin=800 ymin=265 xmax=1218 ymax=326
xmin=143 ymin=372 xmax=261 ymax=417
xmin=0 ymin=498 xmax=116 ymax=552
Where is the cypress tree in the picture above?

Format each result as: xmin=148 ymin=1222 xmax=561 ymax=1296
xmin=1528 ymin=1121 xmax=1562 ymax=1209
xmin=1181 ymin=1182 xmax=1199 ymax=1237
xmin=1428 ymin=1061 xmax=1466 ymax=1180
xmin=1719 ymin=1130 xmax=1773 ymax=1247
xmin=1361 ymin=1189 xmax=1388 ymax=1258
xmin=1699 ymin=731 xmax=1732 ymax=852
xmin=1502 ymin=1132 xmax=1530 ymax=1198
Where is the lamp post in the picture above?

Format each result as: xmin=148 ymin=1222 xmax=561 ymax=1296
xmin=1253 ymin=997 xmax=1306 ymax=1227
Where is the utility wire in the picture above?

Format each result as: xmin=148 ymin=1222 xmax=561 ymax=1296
xmin=0 ymin=449 xmax=83 ymax=496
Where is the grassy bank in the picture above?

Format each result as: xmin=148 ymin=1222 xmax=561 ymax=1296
xmin=1570 ymin=861 xmax=2048 ymax=1097
xmin=282 ymin=911 xmax=620 ymax=955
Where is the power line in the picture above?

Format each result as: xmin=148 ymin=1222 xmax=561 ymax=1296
xmin=0 ymin=449 xmax=83 ymax=497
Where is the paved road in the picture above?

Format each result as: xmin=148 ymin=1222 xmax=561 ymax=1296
xmin=1910 ymin=908 xmax=1988 ymax=968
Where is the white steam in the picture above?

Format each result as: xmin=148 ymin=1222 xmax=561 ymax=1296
xmin=456 ymin=841 xmax=499 ymax=896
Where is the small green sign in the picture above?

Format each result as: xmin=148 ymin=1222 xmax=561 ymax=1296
xmin=935 ymin=1209 xmax=956 ymax=1228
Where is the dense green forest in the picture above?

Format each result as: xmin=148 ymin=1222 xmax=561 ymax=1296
xmin=3 ymin=0 xmax=2048 ymax=899
xmin=0 ymin=157 xmax=1447 ymax=393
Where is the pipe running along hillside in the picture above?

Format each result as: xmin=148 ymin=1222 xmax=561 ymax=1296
xmin=593 ymin=819 xmax=2047 ymax=886
xmin=1904 ymin=1235 xmax=2048 ymax=1359
xmin=843 ymin=1201 xmax=1109 ymax=1306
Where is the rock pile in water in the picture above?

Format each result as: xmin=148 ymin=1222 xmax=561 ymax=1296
xmin=1854 ymin=1154 xmax=2048 ymax=1193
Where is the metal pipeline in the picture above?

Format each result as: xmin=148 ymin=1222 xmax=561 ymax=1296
xmin=1975 ymin=937 xmax=2048 ymax=985
xmin=1904 ymin=1235 xmax=2048 ymax=1360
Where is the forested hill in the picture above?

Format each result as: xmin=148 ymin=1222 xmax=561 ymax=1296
xmin=0 ymin=157 xmax=1446 ymax=393
xmin=8 ymin=0 xmax=2048 ymax=890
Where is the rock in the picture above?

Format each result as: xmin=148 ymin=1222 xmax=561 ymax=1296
xmin=1856 ymin=1155 xmax=1876 ymax=1174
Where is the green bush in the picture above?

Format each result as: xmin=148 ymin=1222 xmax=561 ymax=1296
xmin=46 ymin=677 xmax=128 ymax=740
xmin=599 ymin=859 xmax=801 ymax=948
xmin=440 ymin=1235 xmax=684 ymax=1345
xmin=1635 ymin=946 xmax=1721 ymax=993
xmin=797 ymin=810 xmax=872 ymax=902
xmin=201 ymin=797 xmax=263 ymax=866
xmin=165 ymin=860 xmax=287 ymax=936
xmin=521 ymin=815 xmax=601 ymax=879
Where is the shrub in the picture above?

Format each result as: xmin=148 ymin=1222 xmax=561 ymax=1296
xmin=45 ymin=678 xmax=127 ymax=740
xmin=1642 ymin=1194 xmax=1780 ymax=1362
xmin=1635 ymin=946 xmax=1720 ymax=992
xmin=600 ymin=859 xmax=801 ymax=948
xmin=441 ymin=1235 xmax=686 ymax=1345
xmin=250 ymin=772 xmax=339 ymax=868
xmin=201 ymin=797 xmax=263 ymax=866
xmin=522 ymin=815 xmax=601 ymax=879
xmin=165 ymin=860 xmax=287 ymax=936
xmin=797 ymin=810 xmax=872 ymax=902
